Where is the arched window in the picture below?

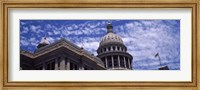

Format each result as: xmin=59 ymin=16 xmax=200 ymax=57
xmin=113 ymin=46 xmax=115 ymax=51
xmin=117 ymin=46 xmax=120 ymax=51
xmin=108 ymin=47 xmax=111 ymax=51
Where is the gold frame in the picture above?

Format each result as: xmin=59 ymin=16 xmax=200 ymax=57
xmin=0 ymin=0 xmax=199 ymax=90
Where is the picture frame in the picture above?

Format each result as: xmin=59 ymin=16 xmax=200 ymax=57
xmin=0 ymin=0 xmax=199 ymax=90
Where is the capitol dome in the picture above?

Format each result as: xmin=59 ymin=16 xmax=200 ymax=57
xmin=100 ymin=32 xmax=123 ymax=46
xmin=97 ymin=21 xmax=133 ymax=70
xmin=99 ymin=22 xmax=123 ymax=46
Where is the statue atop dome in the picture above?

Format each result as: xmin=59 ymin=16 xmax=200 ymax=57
xmin=107 ymin=20 xmax=113 ymax=33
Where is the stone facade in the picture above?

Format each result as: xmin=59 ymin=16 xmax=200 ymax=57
xmin=20 ymin=38 xmax=105 ymax=70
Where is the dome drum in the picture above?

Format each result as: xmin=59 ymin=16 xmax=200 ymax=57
xmin=97 ymin=44 xmax=127 ymax=55
xmin=97 ymin=51 xmax=133 ymax=60
xmin=98 ymin=55 xmax=133 ymax=70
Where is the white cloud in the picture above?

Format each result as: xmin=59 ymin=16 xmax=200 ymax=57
xmin=115 ymin=20 xmax=180 ymax=69
xmin=29 ymin=37 xmax=39 ymax=46
xmin=20 ymin=22 xmax=26 ymax=25
xmin=48 ymin=32 xmax=53 ymax=35
xmin=21 ymin=26 xmax=29 ymax=34
xmin=47 ymin=37 xmax=55 ymax=43
xmin=30 ymin=25 xmax=41 ymax=32
xmin=67 ymin=26 xmax=73 ymax=30
xmin=20 ymin=40 xmax=29 ymax=46
xmin=53 ymin=30 xmax=60 ymax=35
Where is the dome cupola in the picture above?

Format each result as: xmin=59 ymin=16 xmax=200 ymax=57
xmin=107 ymin=21 xmax=113 ymax=33
xmin=40 ymin=37 xmax=50 ymax=45
xmin=37 ymin=37 xmax=50 ymax=49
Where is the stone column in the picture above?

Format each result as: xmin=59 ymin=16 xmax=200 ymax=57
xmin=60 ymin=57 xmax=65 ymax=70
xmin=115 ymin=46 xmax=118 ymax=51
xmin=128 ymin=58 xmax=131 ymax=69
xmin=111 ymin=46 xmax=113 ymax=51
xmin=42 ymin=63 xmax=45 ymax=70
xmin=124 ymin=57 xmax=127 ymax=68
xmin=118 ymin=55 xmax=121 ymax=67
xmin=106 ymin=47 xmax=109 ymax=52
xmin=105 ymin=56 xmax=108 ymax=68
xmin=79 ymin=59 xmax=84 ymax=70
xmin=66 ymin=59 xmax=70 ymax=70
xmin=55 ymin=59 xmax=58 ymax=70
xmin=111 ymin=56 xmax=114 ymax=68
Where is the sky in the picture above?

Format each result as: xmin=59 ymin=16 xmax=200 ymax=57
xmin=20 ymin=20 xmax=180 ymax=70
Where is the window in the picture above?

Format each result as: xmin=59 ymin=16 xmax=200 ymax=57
xmin=113 ymin=46 xmax=115 ymax=51
xmin=65 ymin=57 xmax=68 ymax=69
xmin=46 ymin=61 xmax=55 ymax=70
xmin=50 ymin=61 xmax=55 ymax=70
xmin=70 ymin=63 xmax=73 ymax=70
xmin=57 ymin=57 xmax=60 ymax=68
xmin=74 ymin=64 xmax=78 ymax=70
xmin=107 ymin=56 xmax=112 ymax=68
xmin=114 ymin=60 xmax=118 ymax=67
xmin=108 ymin=60 xmax=112 ymax=68
xmin=117 ymin=47 xmax=120 ymax=51
xmin=113 ymin=56 xmax=118 ymax=67
xmin=46 ymin=63 xmax=50 ymax=70
xmin=108 ymin=47 xmax=111 ymax=51
xmin=120 ymin=56 xmax=125 ymax=67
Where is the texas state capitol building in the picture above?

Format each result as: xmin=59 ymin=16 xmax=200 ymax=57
xmin=20 ymin=21 xmax=133 ymax=70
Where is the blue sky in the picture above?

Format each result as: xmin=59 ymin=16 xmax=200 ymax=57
xmin=20 ymin=20 xmax=180 ymax=70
